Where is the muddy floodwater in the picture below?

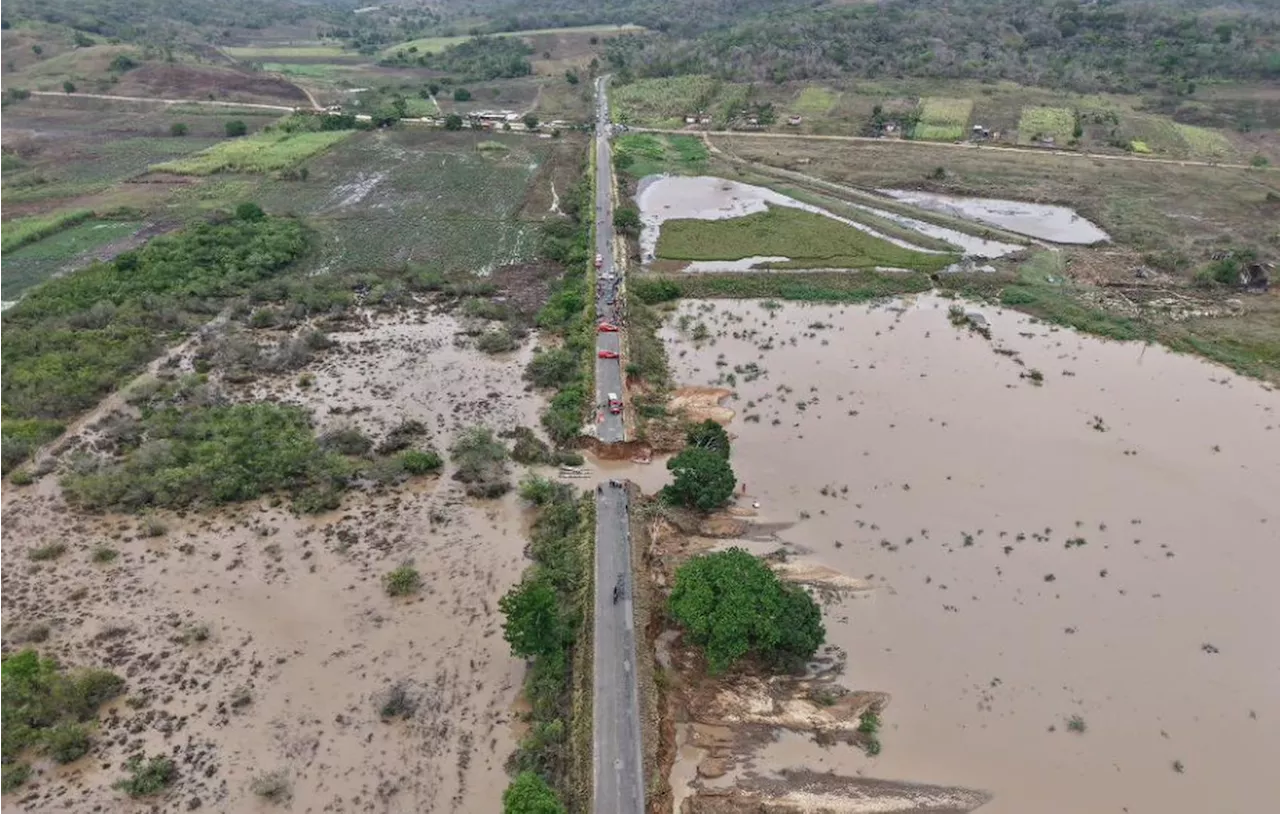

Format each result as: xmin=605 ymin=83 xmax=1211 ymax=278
xmin=660 ymin=297 xmax=1279 ymax=813
xmin=879 ymin=190 xmax=1110 ymax=245
xmin=635 ymin=176 xmax=1021 ymax=267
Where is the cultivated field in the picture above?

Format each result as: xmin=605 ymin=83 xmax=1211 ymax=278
xmin=1016 ymin=106 xmax=1076 ymax=145
xmin=385 ymin=23 xmax=644 ymax=56
xmin=150 ymin=130 xmax=352 ymax=175
xmin=915 ymin=97 xmax=973 ymax=141
xmin=1 ymin=218 xmax=144 ymax=300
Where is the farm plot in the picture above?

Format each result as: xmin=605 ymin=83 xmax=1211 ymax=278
xmin=2 ymin=219 xmax=143 ymax=300
xmin=223 ymin=44 xmax=350 ymax=60
xmin=1017 ymin=106 xmax=1076 ymax=145
xmin=252 ymin=129 xmax=551 ymax=272
xmin=1174 ymin=123 xmax=1235 ymax=159
xmin=611 ymin=75 xmax=725 ymax=128
xmin=3 ymin=135 xmax=225 ymax=203
xmin=914 ymin=97 xmax=973 ymax=141
xmin=793 ymin=86 xmax=839 ymax=114
xmin=613 ymin=133 xmax=708 ymax=178
xmin=150 ymin=131 xmax=352 ymax=175
xmin=386 ymin=24 xmax=645 ymax=56
xmin=656 ymin=204 xmax=955 ymax=271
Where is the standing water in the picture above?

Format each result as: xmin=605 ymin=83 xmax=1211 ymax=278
xmin=660 ymin=296 xmax=1279 ymax=813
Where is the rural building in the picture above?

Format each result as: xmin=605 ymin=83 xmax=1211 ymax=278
xmin=787 ymin=115 xmax=803 ymax=126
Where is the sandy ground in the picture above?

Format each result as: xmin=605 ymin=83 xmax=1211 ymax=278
xmin=1 ymin=308 xmax=552 ymax=812
xmin=656 ymin=296 xmax=1280 ymax=813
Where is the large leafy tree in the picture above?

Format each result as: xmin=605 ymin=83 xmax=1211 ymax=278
xmin=685 ymin=419 xmax=730 ymax=459
xmin=502 ymin=771 xmax=565 ymax=814
xmin=499 ymin=572 xmax=567 ymax=660
xmin=669 ymin=548 xmax=824 ymax=674
xmin=663 ymin=447 xmax=736 ymax=511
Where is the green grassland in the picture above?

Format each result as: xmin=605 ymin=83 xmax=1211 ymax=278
xmin=1017 ymin=106 xmax=1076 ymax=144
xmin=2 ymin=209 xmax=94 ymax=253
xmin=3 ymin=219 xmax=143 ymax=300
xmin=385 ymin=24 xmax=645 ymax=56
xmin=223 ymin=45 xmax=349 ymax=59
xmin=613 ymin=133 xmax=708 ymax=178
xmin=150 ymin=131 xmax=352 ymax=175
xmin=1173 ymin=123 xmax=1235 ymax=158
xmin=793 ymin=86 xmax=839 ymax=114
xmin=656 ymin=204 xmax=956 ymax=271
xmin=3 ymin=136 xmax=224 ymax=203
xmin=250 ymin=129 xmax=556 ymax=272
xmin=915 ymin=97 xmax=973 ymax=141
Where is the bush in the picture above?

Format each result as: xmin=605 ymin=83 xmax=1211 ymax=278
xmin=444 ymin=113 xmax=464 ymax=130
xmin=169 ymin=122 xmax=189 ymax=137
xmin=384 ymin=566 xmax=422 ymax=597
xmin=451 ymin=427 xmax=510 ymax=497
xmin=9 ymin=469 xmax=35 ymax=486
xmin=92 ymin=546 xmax=119 ymax=563
xmin=399 ymin=449 xmax=443 ymax=475
xmin=320 ymin=426 xmax=374 ymax=456
xmin=376 ymin=419 xmax=428 ymax=455
xmin=44 ymin=721 xmax=91 ymax=763
xmin=502 ymin=770 xmax=566 ymax=814
xmin=251 ymin=770 xmax=291 ymax=802
xmin=453 ymin=88 xmax=472 ymax=101
xmin=662 ymin=447 xmax=736 ymax=511
xmin=235 ymin=201 xmax=266 ymax=221
xmin=613 ymin=205 xmax=642 ymax=237
xmin=28 ymin=543 xmax=67 ymax=561
xmin=685 ymin=419 xmax=730 ymax=458
xmin=114 ymin=755 xmax=177 ymax=797
xmin=517 ymin=475 xmax=572 ymax=506
xmin=669 ymin=547 xmax=825 ymax=674
xmin=525 ymin=348 xmax=579 ymax=390
xmin=2 ymin=763 xmax=32 ymax=793
xmin=476 ymin=326 xmax=519 ymax=354
xmin=500 ymin=572 xmax=568 ymax=659
xmin=225 ymin=119 xmax=248 ymax=137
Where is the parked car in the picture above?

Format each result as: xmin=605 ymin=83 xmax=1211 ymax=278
xmin=598 ymin=350 xmax=619 ymax=359
xmin=597 ymin=322 xmax=619 ymax=332
xmin=607 ymin=393 xmax=623 ymax=414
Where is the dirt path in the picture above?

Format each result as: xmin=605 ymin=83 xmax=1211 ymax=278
xmin=631 ymin=125 xmax=1276 ymax=173
xmin=28 ymin=90 xmax=301 ymax=112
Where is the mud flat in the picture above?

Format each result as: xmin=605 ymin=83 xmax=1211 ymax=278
xmin=878 ymin=190 xmax=1110 ymax=245
xmin=1 ymin=309 xmax=549 ymax=813
xmin=658 ymin=297 xmax=1279 ymax=813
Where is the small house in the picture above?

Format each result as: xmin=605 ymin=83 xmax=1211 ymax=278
xmin=684 ymin=116 xmax=697 ymax=125
xmin=787 ymin=115 xmax=802 ymax=126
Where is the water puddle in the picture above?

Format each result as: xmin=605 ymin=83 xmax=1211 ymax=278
xmin=660 ymin=296 xmax=1279 ymax=814
xmin=879 ymin=189 xmax=1110 ymax=244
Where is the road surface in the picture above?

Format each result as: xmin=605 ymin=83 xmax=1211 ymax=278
xmin=593 ymin=479 xmax=645 ymax=814
xmin=591 ymin=75 xmax=645 ymax=814
xmin=594 ymin=75 xmax=625 ymax=445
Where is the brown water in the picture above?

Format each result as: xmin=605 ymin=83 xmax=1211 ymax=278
xmin=878 ymin=190 xmax=1110 ymax=245
xmin=659 ymin=297 xmax=1280 ymax=813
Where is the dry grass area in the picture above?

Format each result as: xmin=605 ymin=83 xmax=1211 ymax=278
xmin=0 ymin=307 xmax=554 ymax=813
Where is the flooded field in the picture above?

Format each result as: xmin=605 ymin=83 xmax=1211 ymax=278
xmin=878 ymin=189 xmax=1110 ymax=244
xmin=1 ymin=310 xmax=547 ymax=813
xmin=635 ymin=176 xmax=1021 ymax=268
xmin=658 ymin=297 xmax=1279 ymax=813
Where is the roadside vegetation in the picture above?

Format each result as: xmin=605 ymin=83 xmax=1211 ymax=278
xmin=1 ymin=208 xmax=307 ymax=471
xmin=499 ymin=477 xmax=594 ymax=812
xmin=1 ymin=649 xmax=126 ymax=791
xmin=656 ymin=205 xmax=957 ymax=271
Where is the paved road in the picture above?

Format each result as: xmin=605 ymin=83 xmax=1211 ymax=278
xmin=594 ymin=75 xmax=625 ymax=444
xmin=630 ymin=124 xmax=1276 ymax=173
xmin=593 ymin=480 xmax=644 ymax=814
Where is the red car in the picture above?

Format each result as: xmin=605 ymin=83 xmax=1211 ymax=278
xmin=597 ymin=322 xmax=619 ymax=333
xmin=597 ymin=350 xmax=619 ymax=359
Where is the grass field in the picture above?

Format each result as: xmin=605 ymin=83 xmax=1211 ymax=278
xmin=259 ymin=62 xmax=347 ymax=79
xmin=1017 ymin=106 xmax=1076 ymax=144
xmin=3 ymin=135 xmax=225 ymax=203
xmin=150 ymin=131 xmax=351 ymax=175
xmin=794 ymin=87 xmax=839 ymax=114
xmin=1174 ymin=123 xmax=1234 ymax=158
xmin=611 ymin=75 xmax=723 ymax=128
xmin=613 ymin=133 xmax=708 ymax=178
xmin=223 ymin=45 xmax=349 ymax=59
xmin=249 ymin=129 xmax=565 ymax=272
xmin=656 ymin=204 xmax=956 ymax=271
xmin=915 ymin=97 xmax=973 ymax=141
xmin=2 ymin=209 xmax=94 ymax=252
xmin=2 ymin=219 xmax=142 ymax=300
xmin=385 ymin=24 xmax=644 ymax=56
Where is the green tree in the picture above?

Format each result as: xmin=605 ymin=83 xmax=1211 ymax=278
xmin=235 ymin=202 xmax=265 ymax=221
xmin=444 ymin=113 xmax=464 ymax=131
xmin=613 ymin=205 xmax=642 ymax=237
xmin=523 ymin=113 xmax=539 ymax=130
xmin=502 ymin=771 xmax=565 ymax=814
xmin=225 ymin=119 xmax=248 ymax=137
xmin=453 ymin=87 xmax=472 ymax=102
xmin=62 ymin=80 xmax=76 ymax=94
xmin=685 ymin=419 xmax=730 ymax=458
xmin=169 ymin=122 xmax=189 ymax=137
xmin=663 ymin=447 xmax=735 ymax=511
xmin=565 ymin=70 xmax=579 ymax=85
xmin=669 ymin=547 xmax=825 ymax=674
xmin=499 ymin=572 xmax=566 ymax=659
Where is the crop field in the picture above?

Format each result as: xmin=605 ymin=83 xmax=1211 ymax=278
xmin=1174 ymin=123 xmax=1235 ymax=158
xmin=150 ymin=131 xmax=352 ymax=175
xmin=1 ymin=208 xmax=93 ymax=252
xmin=1017 ymin=106 xmax=1076 ymax=144
xmin=656 ymin=204 xmax=956 ymax=271
xmin=2 ymin=219 xmax=143 ymax=300
xmin=250 ymin=130 xmax=557 ymax=272
xmin=223 ymin=44 xmax=350 ymax=59
xmin=611 ymin=75 xmax=724 ymax=128
xmin=3 ymin=136 xmax=225 ymax=203
xmin=385 ymin=24 xmax=645 ymax=56
xmin=914 ymin=97 xmax=973 ymax=141
xmin=613 ymin=133 xmax=709 ymax=178
xmin=260 ymin=62 xmax=348 ymax=79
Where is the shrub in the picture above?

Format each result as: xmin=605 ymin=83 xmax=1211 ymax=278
xmin=9 ymin=469 xmax=35 ymax=486
xmin=251 ymin=770 xmax=291 ymax=803
xmin=444 ymin=113 xmax=464 ymax=130
xmin=169 ymin=122 xmax=189 ymax=137
xmin=225 ymin=119 xmax=248 ymax=137
xmin=1067 ymin=715 xmax=1087 ymax=733
xmin=29 ymin=543 xmax=67 ymax=561
xmin=399 ymin=449 xmax=442 ymax=475
xmin=451 ymin=427 xmax=510 ymax=497
xmin=453 ymin=88 xmax=472 ymax=101
xmin=669 ymin=547 xmax=825 ymax=674
xmin=2 ymin=763 xmax=32 ymax=793
xmin=92 ymin=546 xmax=118 ymax=563
xmin=320 ymin=426 xmax=374 ymax=456
xmin=476 ymin=326 xmax=519 ymax=354
xmin=114 ymin=755 xmax=177 ymax=797
xmin=63 ymin=80 xmax=76 ymax=94
xmin=44 ymin=721 xmax=91 ymax=763
xmin=685 ymin=419 xmax=730 ymax=458
xmin=379 ymin=681 xmax=417 ymax=719
xmin=376 ymin=419 xmax=428 ymax=455
xmin=499 ymin=572 xmax=568 ymax=659
xmin=384 ymin=566 xmax=422 ymax=597
xmin=235 ymin=202 xmax=266 ymax=221
xmin=662 ymin=447 xmax=736 ymax=511
xmin=525 ymin=348 xmax=579 ymax=390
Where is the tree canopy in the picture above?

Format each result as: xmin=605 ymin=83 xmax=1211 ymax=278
xmin=669 ymin=547 xmax=824 ymax=674
xmin=499 ymin=572 xmax=568 ymax=659
xmin=502 ymin=771 xmax=566 ymax=814
xmin=663 ymin=446 xmax=736 ymax=511
xmin=685 ymin=419 xmax=730 ymax=458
